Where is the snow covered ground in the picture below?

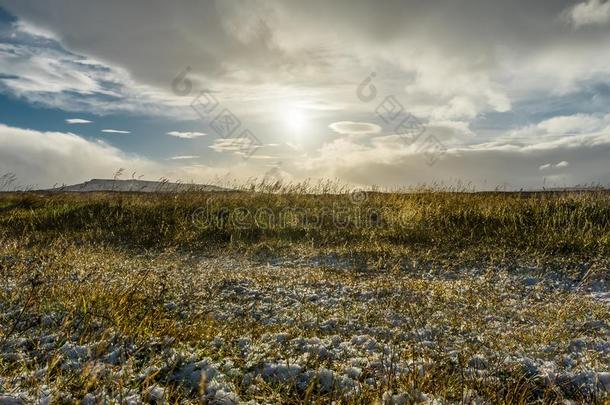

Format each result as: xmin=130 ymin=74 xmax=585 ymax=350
xmin=0 ymin=253 xmax=609 ymax=404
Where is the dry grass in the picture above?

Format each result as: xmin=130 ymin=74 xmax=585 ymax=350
xmin=0 ymin=188 xmax=609 ymax=403
xmin=2 ymin=187 xmax=610 ymax=258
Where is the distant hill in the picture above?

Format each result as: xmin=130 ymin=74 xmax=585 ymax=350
xmin=42 ymin=179 xmax=228 ymax=193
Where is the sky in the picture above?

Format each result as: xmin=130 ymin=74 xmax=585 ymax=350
xmin=1 ymin=0 xmax=610 ymax=190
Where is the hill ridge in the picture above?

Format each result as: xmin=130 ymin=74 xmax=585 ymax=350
xmin=42 ymin=178 xmax=227 ymax=193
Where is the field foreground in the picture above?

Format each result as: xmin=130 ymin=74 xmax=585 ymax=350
xmin=0 ymin=190 xmax=609 ymax=404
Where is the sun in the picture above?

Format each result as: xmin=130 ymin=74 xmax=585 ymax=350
xmin=284 ymin=107 xmax=307 ymax=132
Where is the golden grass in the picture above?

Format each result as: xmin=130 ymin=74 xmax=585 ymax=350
xmin=0 ymin=187 xmax=609 ymax=403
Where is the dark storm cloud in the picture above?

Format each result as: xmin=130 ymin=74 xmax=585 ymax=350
xmin=2 ymin=0 xmax=603 ymax=89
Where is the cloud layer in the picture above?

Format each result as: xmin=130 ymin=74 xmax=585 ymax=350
xmin=566 ymin=0 xmax=610 ymax=28
xmin=1 ymin=1 xmax=610 ymax=188
xmin=0 ymin=124 xmax=260 ymax=188
xmin=296 ymin=113 xmax=610 ymax=189
xmin=4 ymin=0 xmax=608 ymax=120
xmin=0 ymin=124 xmax=156 ymax=188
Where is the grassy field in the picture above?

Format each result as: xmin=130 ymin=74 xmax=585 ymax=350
xmin=0 ymin=189 xmax=609 ymax=404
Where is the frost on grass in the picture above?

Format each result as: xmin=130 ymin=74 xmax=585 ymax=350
xmin=0 ymin=249 xmax=609 ymax=403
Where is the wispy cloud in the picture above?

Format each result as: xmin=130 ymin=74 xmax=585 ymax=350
xmin=540 ymin=161 xmax=569 ymax=170
xmin=539 ymin=163 xmax=552 ymax=171
xmin=167 ymin=131 xmax=206 ymax=139
xmin=0 ymin=19 xmax=188 ymax=117
xmin=209 ymin=138 xmax=263 ymax=155
xmin=101 ymin=129 xmax=131 ymax=134
xmin=169 ymin=155 xmax=200 ymax=160
xmin=556 ymin=161 xmax=569 ymax=168
xmin=65 ymin=118 xmax=92 ymax=124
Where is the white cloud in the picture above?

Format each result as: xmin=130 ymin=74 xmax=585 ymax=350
xmin=101 ymin=129 xmax=131 ymax=134
xmin=0 ymin=21 xmax=190 ymax=117
xmin=0 ymin=1 xmax=553 ymax=125
xmin=329 ymin=121 xmax=381 ymax=136
xmin=209 ymin=138 xmax=263 ymax=155
xmin=3 ymin=2 xmax=610 ymax=189
xmin=295 ymin=117 xmax=610 ymax=189
xmin=505 ymin=114 xmax=610 ymax=145
xmin=14 ymin=20 xmax=59 ymax=40
xmin=539 ymin=161 xmax=569 ymax=171
xmin=424 ymin=120 xmax=474 ymax=145
xmin=0 ymin=123 xmax=260 ymax=189
xmin=404 ymin=66 xmax=511 ymax=121
xmin=539 ymin=163 xmax=552 ymax=170
xmin=169 ymin=155 xmax=200 ymax=160
xmin=0 ymin=124 xmax=157 ymax=188
xmin=167 ymin=131 xmax=207 ymax=139
xmin=0 ymin=43 xmax=102 ymax=95
xmin=555 ymin=160 xmax=569 ymax=168
xmin=537 ymin=114 xmax=610 ymax=134
xmin=65 ymin=118 xmax=92 ymax=124
xmin=2 ymin=0 xmax=610 ymax=130
xmin=565 ymin=0 xmax=610 ymax=28
xmin=0 ymin=118 xmax=605 ymax=191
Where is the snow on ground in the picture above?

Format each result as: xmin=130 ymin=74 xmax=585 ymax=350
xmin=0 ymin=254 xmax=609 ymax=403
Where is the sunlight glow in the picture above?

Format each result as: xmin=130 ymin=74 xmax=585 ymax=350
xmin=283 ymin=107 xmax=307 ymax=132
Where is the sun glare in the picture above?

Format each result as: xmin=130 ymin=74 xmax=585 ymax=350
xmin=283 ymin=107 xmax=307 ymax=132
